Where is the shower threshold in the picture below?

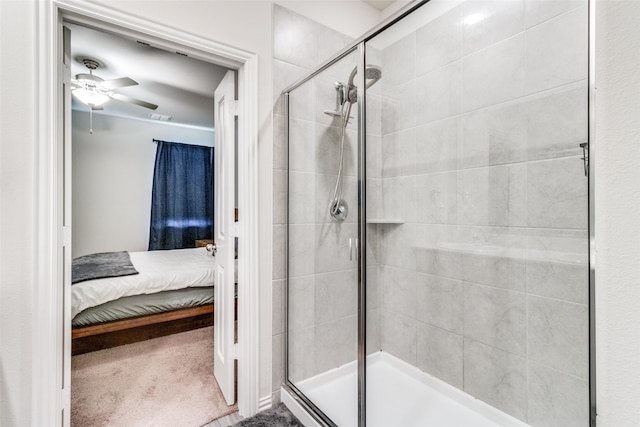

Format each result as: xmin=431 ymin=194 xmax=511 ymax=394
xmin=282 ymin=352 xmax=530 ymax=427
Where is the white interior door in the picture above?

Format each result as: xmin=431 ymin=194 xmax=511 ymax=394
xmin=62 ymin=25 xmax=73 ymax=427
xmin=213 ymin=70 xmax=237 ymax=405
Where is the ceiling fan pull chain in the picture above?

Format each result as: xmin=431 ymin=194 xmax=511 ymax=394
xmin=89 ymin=107 xmax=94 ymax=135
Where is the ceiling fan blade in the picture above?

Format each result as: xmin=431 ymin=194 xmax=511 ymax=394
xmin=111 ymin=93 xmax=158 ymax=110
xmin=100 ymin=77 xmax=138 ymax=89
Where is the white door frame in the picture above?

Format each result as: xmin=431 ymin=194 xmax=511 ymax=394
xmin=33 ymin=0 xmax=262 ymax=424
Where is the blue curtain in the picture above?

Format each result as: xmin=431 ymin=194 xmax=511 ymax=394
xmin=149 ymin=139 xmax=213 ymax=250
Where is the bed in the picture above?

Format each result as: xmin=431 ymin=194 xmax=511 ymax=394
xmin=71 ymin=247 xmax=229 ymax=355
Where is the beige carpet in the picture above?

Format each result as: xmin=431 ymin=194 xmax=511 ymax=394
xmin=71 ymin=326 xmax=237 ymax=427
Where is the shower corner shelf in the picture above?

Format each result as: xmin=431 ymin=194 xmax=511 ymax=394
xmin=366 ymin=219 xmax=405 ymax=225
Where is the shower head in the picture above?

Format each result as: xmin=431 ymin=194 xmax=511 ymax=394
xmin=347 ymin=64 xmax=382 ymax=102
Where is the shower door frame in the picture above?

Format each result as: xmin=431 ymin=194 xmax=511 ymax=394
xmin=281 ymin=0 xmax=597 ymax=425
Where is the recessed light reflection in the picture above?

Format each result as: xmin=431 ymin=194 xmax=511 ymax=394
xmin=464 ymin=12 xmax=486 ymax=26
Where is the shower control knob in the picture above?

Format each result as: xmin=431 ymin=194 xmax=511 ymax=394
xmin=330 ymin=199 xmax=349 ymax=222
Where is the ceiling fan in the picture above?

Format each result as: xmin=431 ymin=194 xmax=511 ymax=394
xmin=71 ymin=57 xmax=158 ymax=110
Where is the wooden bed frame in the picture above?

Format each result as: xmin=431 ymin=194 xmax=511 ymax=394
xmin=72 ymin=304 xmax=214 ymax=355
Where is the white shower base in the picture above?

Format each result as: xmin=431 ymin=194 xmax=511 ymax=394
xmin=282 ymin=352 xmax=530 ymax=427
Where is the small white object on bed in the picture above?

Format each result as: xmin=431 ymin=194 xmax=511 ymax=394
xmin=72 ymin=247 xmax=214 ymax=318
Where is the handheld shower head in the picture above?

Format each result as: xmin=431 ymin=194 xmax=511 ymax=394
xmin=347 ymin=64 xmax=382 ymax=102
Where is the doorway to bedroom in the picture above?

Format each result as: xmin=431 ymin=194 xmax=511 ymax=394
xmin=66 ymin=20 xmax=240 ymax=426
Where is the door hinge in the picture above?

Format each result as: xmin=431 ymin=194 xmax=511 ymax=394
xmin=233 ymin=100 xmax=240 ymax=117
xmin=232 ymin=343 xmax=239 ymax=360
xmin=62 ymin=226 xmax=72 ymax=246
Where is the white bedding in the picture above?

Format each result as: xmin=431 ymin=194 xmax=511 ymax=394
xmin=71 ymin=247 xmax=215 ymax=318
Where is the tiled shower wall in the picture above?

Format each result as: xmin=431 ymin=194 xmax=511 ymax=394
xmin=372 ymin=0 xmax=589 ymax=425
xmin=272 ymin=4 xmax=355 ymax=401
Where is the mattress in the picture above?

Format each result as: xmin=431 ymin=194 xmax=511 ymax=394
xmin=72 ymin=286 xmax=214 ymax=327
xmin=72 ymin=247 xmax=215 ymax=318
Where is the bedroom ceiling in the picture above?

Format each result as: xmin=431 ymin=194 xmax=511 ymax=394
xmin=68 ymin=22 xmax=230 ymax=130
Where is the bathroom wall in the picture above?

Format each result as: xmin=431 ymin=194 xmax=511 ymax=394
xmin=371 ymin=0 xmax=590 ymax=425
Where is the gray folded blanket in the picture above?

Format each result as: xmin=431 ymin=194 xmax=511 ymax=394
xmin=72 ymin=251 xmax=139 ymax=284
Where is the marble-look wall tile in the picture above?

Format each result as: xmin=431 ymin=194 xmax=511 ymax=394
xmin=381 ymin=80 xmax=417 ymax=134
xmin=288 ymin=326 xmax=316 ymax=383
xmin=367 ymin=308 xmax=382 ymax=355
xmin=273 ymin=5 xmax=352 ymax=69
xmin=416 ymin=247 xmax=463 ymax=281
xmin=462 ymin=0 xmax=525 ymax=56
xmin=460 ymin=100 xmax=527 ymax=169
xmin=314 ymin=222 xmax=358 ymax=274
xmin=528 ymin=295 xmax=589 ymax=379
xmin=463 ymin=35 xmax=525 ymax=112
xmin=524 ymin=82 xmax=587 ymax=162
xmin=288 ymin=171 xmax=315 ymax=225
xmin=416 ymin=60 xmax=462 ymax=125
xmin=315 ymin=124 xmax=357 ymax=177
xmin=315 ymin=316 xmax=357 ymax=374
xmin=273 ymin=112 xmax=287 ymax=170
xmin=315 ymin=270 xmax=357 ymax=324
xmin=526 ymin=258 xmax=587 ymax=304
xmin=381 ymin=176 xmax=417 ymax=223
xmin=415 ymin=117 xmax=460 ymax=174
xmin=275 ymin=59 xmax=313 ymax=119
xmin=526 ymin=230 xmax=588 ymax=304
xmin=286 ymin=78 xmax=315 ymax=122
xmin=288 ymin=117 xmax=315 ymax=174
xmin=524 ymin=5 xmax=588 ymax=95
xmin=462 ymin=252 xmax=526 ymax=292
xmin=288 ymin=275 xmax=315 ymax=331
xmin=416 ymin=322 xmax=464 ymax=389
xmin=416 ymin=274 xmax=464 ymax=334
xmin=288 ymin=224 xmax=315 ymax=277
xmin=381 ymin=129 xmax=416 ymax=178
xmin=366 ymin=132 xmax=382 ymax=180
xmin=379 ymin=223 xmax=417 ymax=270
xmin=457 ymin=163 xmax=527 ymax=227
xmin=464 ymin=283 xmax=527 ymax=356
xmin=526 ymin=157 xmax=587 ymax=229
xmin=463 ymin=339 xmax=527 ymax=421
xmin=415 ymin=171 xmax=458 ymax=224
xmin=273 ymin=225 xmax=286 ymax=280
xmin=273 ymin=169 xmax=287 ymax=225
xmin=524 ymin=0 xmax=584 ymax=28
xmin=366 ymin=265 xmax=380 ymax=310
xmin=273 ymin=279 xmax=285 ymax=335
xmin=380 ymin=266 xmax=417 ymax=318
xmin=381 ymin=31 xmax=415 ymax=87
xmin=381 ymin=310 xmax=417 ymax=365
xmin=272 ymin=333 xmax=284 ymax=392
xmin=315 ymin=174 xmax=357 ymax=224
xmin=527 ymin=362 xmax=590 ymax=427
xmin=416 ymin=4 xmax=463 ymax=75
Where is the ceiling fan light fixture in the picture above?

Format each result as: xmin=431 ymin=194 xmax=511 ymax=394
xmin=72 ymin=87 xmax=110 ymax=107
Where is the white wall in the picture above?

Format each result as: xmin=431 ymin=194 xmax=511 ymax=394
xmin=0 ymin=2 xmax=36 ymax=426
xmin=71 ymin=111 xmax=214 ymax=258
xmin=595 ymin=1 xmax=640 ymax=425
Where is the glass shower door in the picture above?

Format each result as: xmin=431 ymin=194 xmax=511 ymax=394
xmin=364 ymin=1 xmax=589 ymax=426
xmin=286 ymin=49 xmax=361 ymax=427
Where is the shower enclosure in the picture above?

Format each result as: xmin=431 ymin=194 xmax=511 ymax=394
xmin=282 ymin=1 xmax=592 ymax=426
